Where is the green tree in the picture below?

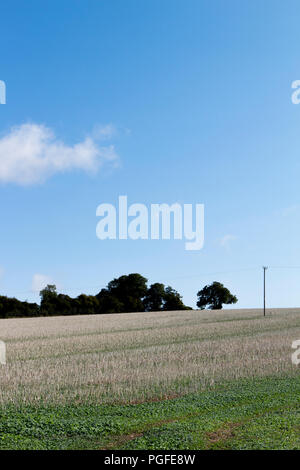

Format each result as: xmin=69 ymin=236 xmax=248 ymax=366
xmin=96 ymin=289 xmax=124 ymax=313
xmin=163 ymin=286 xmax=191 ymax=311
xmin=143 ymin=283 xmax=166 ymax=311
xmin=75 ymin=294 xmax=100 ymax=315
xmin=197 ymin=282 xmax=238 ymax=310
xmin=96 ymin=273 xmax=148 ymax=313
xmin=0 ymin=295 xmax=39 ymax=318
xmin=40 ymin=284 xmax=58 ymax=316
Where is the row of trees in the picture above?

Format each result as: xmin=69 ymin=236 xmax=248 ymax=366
xmin=39 ymin=274 xmax=191 ymax=316
xmin=0 ymin=274 xmax=238 ymax=319
xmin=0 ymin=296 xmax=39 ymax=318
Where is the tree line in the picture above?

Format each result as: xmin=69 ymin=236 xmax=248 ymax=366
xmin=0 ymin=273 xmax=237 ymax=319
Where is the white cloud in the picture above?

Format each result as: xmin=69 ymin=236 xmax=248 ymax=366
xmin=92 ymin=123 xmax=117 ymax=140
xmin=0 ymin=123 xmax=119 ymax=185
xmin=31 ymin=274 xmax=54 ymax=293
xmin=220 ymin=234 xmax=237 ymax=248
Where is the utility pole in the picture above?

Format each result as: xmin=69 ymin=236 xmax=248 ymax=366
xmin=263 ymin=266 xmax=268 ymax=316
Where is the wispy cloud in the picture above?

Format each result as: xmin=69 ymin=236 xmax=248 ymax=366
xmin=0 ymin=123 xmax=119 ymax=185
xmin=220 ymin=234 xmax=237 ymax=248
xmin=91 ymin=123 xmax=117 ymax=140
xmin=31 ymin=273 xmax=54 ymax=293
xmin=281 ymin=204 xmax=300 ymax=217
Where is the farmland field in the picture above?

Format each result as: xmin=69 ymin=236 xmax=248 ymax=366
xmin=0 ymin=308 xmax=299 ymax=450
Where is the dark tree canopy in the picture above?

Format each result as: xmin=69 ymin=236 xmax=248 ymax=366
xmin=0 ymin=273 xmax=219 ymax=319
xmin=143 ymin=283 xmax=166 ymax=311
xmin=75 ymin=294 xmax=99 ymax=316
xmin=97 ymin=273 xmax=148 ymax=313
xmin=197 ymin=282 xmax=238 ymax=310
xmin=40 ymin=284 xmax=59 ymax=316
xmin=0 ymin=295 xmax=39 ymax=318
xmin=163 ymin=286 xmax=192 ymax=311
xmin=96 ymin=288 xmax=124 ymax=314
xmin=143 ymin=283 xmax=191 ymax=312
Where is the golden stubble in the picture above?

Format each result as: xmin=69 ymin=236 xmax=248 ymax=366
xmin=0 ymin=308 xmax=299 ymax=405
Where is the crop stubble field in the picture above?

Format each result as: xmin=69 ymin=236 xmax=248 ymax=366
xmin=0 ymin=308 xmax=299 ymax=449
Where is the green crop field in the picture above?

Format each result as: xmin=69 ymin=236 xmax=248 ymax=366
xmin=0 ymin=308 xmax=299 ymax=450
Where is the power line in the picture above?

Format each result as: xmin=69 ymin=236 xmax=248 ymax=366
xmin=269 ymin=265 xmax=300 ymax=269
xmin=157 ymin=267 xmax=260 ymax=283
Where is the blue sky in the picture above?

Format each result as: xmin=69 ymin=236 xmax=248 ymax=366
xmin=0 ymin=0 xmax=300 ymax=308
